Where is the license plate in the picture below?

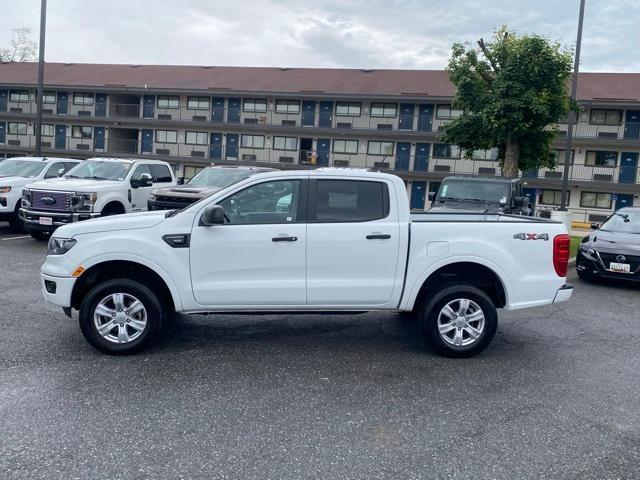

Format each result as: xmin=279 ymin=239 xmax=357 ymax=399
xmin=609 ymin=262 xmax=631 ymax=273
xmin=39 ymin=217 xmax=53 ymax=226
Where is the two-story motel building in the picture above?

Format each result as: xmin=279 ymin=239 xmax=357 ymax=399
xmin=1 ymin=63 xmax=639 ymax=223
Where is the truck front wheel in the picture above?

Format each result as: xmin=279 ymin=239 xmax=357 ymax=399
xmin=79 ymin=278 xmax=164 ymax=355
xmin=420 ymin=284 xmax=497 ymax=358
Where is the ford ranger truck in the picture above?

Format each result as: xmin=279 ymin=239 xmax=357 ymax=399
xmin=0 ymin=156 xmax=81 ymax=231
xmin=39 ymin=169 xmax=573 ymax=358
xmin=20 ymin=157 xmax=176 ymax=240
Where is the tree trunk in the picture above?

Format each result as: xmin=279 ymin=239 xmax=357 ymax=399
xmin=503 ymin=137 xmax=520 ymax=177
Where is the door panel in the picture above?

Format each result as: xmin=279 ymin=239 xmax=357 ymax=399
xmin=410 ymin=181 xmax=426 ymax=210
xmin=414 ymin=143 xmax=430 ymax=171
xmin=95 ymin=93 xmax=107 ymax=117
xmin=212 ymin=97 xmax=224 ymax=123
xmin=129 ymin=164 xmax=154 ymax=211
xmin=615 ymin=193 xmax=634 ymax=210
xmin=56 ymin=92 xmax=68 ymax=115
xmin=0 ymin=122 xmax=5 ymax=144
xmin=624 ymin=110 xmax=640 ymax=139
xmin=226 ymin=133 xmax=238 ymax=159
xmin=54 ymin=125 xmax=66 ymax=149
xmin=398 ymin=103 xmax=414 ymax=130
xmin=302 ymin=101 xmax=315 ymax=126
xmin=227 ymin=98 xmax=241 ymax=123
xmin=210 ymin=133 xmax=222 ymax=160
xmin=319 ymin=101 xmax=333 ymax=127
xmin=0 ymin=90 xmax=7 ymax=112
xmin=316 ymin=138 xmax=330 ymax=166
xmin=93 ymin=126 xmax=105 ymax=150
xmin=141 ymin=129 xmax=153 ymax=153
xmin=395 ymin=142 xmax=410 ymax=171
xmin=142 ymin=95 xmax=155 ymax=119
xmin=417 ymin=104 xmax=433 ymax=131
xmin=618 ymin=152 xmax=638 ymax=184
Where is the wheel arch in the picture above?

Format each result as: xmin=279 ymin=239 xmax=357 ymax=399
xmin=101 ymin=200 xmax=126 ymax=215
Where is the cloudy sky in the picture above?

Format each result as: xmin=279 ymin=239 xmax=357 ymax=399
xmin=1 ymin=0 xmax=639 ymax=72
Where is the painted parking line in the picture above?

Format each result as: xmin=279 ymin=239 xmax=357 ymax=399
xmin=1 ymin=235 xmax=32 ymax=241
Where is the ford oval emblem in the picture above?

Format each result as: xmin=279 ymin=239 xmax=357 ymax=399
xmin=41 ymin=196 xmax=56 ymax=205
xmin=616 ymin=255 xmax=627 ymax=263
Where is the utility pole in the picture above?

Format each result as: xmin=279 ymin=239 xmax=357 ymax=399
xmin=34 ymin=0 xmax=47 ymax=156
xmin=559 ymin=0 xmax=586 ymax=211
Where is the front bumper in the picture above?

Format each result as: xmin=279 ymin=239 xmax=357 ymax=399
xmin=41 ymin=272 xmax=76 ymax=308
xmin=576 ymin=250 xmax=640 ymax=282
xmin=19 ymin=207 xmax=101 ymax=231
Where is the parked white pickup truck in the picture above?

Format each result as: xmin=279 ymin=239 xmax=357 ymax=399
xmin=0 ymin=156 xmax=81 ymax=231
xmin=40 ymin=169 xmax=573 ymax=357
xmin=20 ymin=157 xmax=176 ymax=240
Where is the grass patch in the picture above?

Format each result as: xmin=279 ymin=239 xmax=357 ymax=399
xmin=570 ymin=235 xmax=584 ymax=259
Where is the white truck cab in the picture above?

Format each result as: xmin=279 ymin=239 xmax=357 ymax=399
xmin=0 ymin=156 xmax=81 ymax=231
xmin=21 ymin=157 xmax=176 ymax=240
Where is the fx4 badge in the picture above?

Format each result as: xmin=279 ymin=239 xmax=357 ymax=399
xmin=513 ymin=233 xmax=549 ymax=241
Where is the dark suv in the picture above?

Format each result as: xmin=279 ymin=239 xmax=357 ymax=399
xmin=428 ymin=176 xmax=527 ymax=214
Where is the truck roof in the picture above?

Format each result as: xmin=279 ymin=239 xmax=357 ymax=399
xmin=86 ymin=157 xmax=171 ymax=165
xmin=441 ymin=175 xmax=520 ymax=184
xmin=3 ymin=156 xmax=79 ymax=163
xmin=249 ymin=167 xmax=401 ymax=182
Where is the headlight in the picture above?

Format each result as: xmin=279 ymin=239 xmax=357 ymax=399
xmin=22 ymin=189 xmax=31 ymax=207
xmin=78 ymin=192 xmax=98 ymax=204
xmin=0 ymin=186 xmax=10 ymax=193
xmin=579 ymin=244 xmax=596 ymax=257
xmin=47 ymin=237 xmax=77 ymax=256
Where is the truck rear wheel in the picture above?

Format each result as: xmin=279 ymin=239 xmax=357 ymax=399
xmin=79 ymin=278 xmax=164 ymax=355
xmin=420 ymin=283 xmax=497 ymax=358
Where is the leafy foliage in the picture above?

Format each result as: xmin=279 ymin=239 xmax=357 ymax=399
xmin=441 ymin=27 xmax=577 ymax=175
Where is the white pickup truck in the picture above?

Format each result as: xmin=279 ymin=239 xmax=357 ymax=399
xmin=20 ymin=157 xmax=176 ymax=240
xmin=0 ymin=156 xmax=81 ymax=231
xmin=39 ymin=169 xmax=573 ymax=357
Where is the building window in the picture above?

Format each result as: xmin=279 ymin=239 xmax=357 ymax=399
xmin=41 ymin=91 xmax=56 ymax=104
xmin=9 ymin=90 xmax=29 ymax=102
xmin=585 ymin=150 xmax=617 ymax=167
xmin=183 ymin=165 xmax=204 ymax=181
xmin=241 ymin=134 xmax=265 ymax=149
xmin=187 ymin=96 xmax=210 ymax=110
xmin=472 ymin=148 xmax=499 ymax=160
xmin=73 ymin=93 xmax=94 ymax=106
xmin=433 ymin=143 xmax=461 ymax=158
xmin=155 ymin=130 xmax=178 ymax=144
xmin=273 ymin=136 xmax=297 ymax=150
xmin=185 ymin=131 xmax=208 ymax=145
xmin=275 ymin=100 xmax=300 ymax=114
xmin=336 ymin=102 xmax=361 ymax=116
xmin=367 ymin=141 xmax=394 ymax=155
xmin=7 ymin=122 xmax=28 ymax=135
xmin=33 ymin=124 xmax=54 ymax=137
xmin=332 ymin=139 xmax=359 ymax=154
xmin=580 ymin=191 xmax=612 ymax=209
xmin=243 ymin=98 xmax=268 ymax=113
xmin=589 ymin=109 xmax=622 ymax=125
xmin=552 ymin=149 xmax=575 ymax=165
xmin=158 ymin=95 xmax=179 ymax=109
xmin=370 ymin=103 xmax=397 ymax=117
xmin=72 ymin=126 xmax=93 ymax=138
xmin=436 ymin=105 xmax=463 ymax=119
xmin=540 ymin=189 xmax=570 ymax=206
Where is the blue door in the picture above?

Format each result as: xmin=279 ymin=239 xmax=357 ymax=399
xmin=141 ymin=129 xmax=153 ymax=154
xmin=55 ymin=125 xmax=66 ymax=149
xmin=94 ymin=127 xmax=105 ymax=150
xmin=212 ymin=97 xmax=224 ymax=123
xmin=615 ymin=193 xmax=634 ymax=210
xmin=302 ymin=101 xmax=315 ymax=126
xmin=95 ymin=93 xmax=107 ymax=117
xmin=399 ymin=103 xmax=415 ymax=130
xmin=226 ymin=133 xmax=238 ymax=159
xmin=210 ymin=133 xmax=222 ymax=160
xmin=624 ymin=110 xmax=640 ymax=139
xmin=0 ymin=122 xmax=5 ymax=144
xmin=319 ymin=101 xmax=333 ymax=127
xmin=414 ymin=143 xmax=430 ymax=171
xmin=619 ymin=152 xmax=638 ymax=184
xmin=316 ymin=138 xmax=330 ymax=166
xmin=395 ymin=142 xmax=411 ymax=171
xmin=522 ymin=187 xmax=537 ymax=211
xmin=227 ymin=98 xmax=241 ymax=123
xmin=0 ymin=90 xmax=7 ymax=112
xmin=56 ymin=92 xmax=68 ymax=115
xmin=142 ymin=95 xmax=155 ymax=119
xmin=417 ymin=104 xmax=434 ymax=131
xmin=410 ymin=181 xmax=427 ymax=210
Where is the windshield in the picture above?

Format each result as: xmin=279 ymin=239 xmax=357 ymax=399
xmin=0 ymin=160 xmax=47 ymax=178
xmin=438 ymin=181 xmax=510 ymax=203
xmin=66 ymin=160 xmax=133 ymax=181
xmin=188 ymin=168 xmax=253 ymax=188
xmin=599 ymin=211 xmax=640 ymax=234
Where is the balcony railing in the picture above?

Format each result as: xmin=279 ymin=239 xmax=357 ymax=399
xmin=3 ymin=134 xmax=640 ymax=185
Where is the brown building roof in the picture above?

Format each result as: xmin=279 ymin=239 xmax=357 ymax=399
xmin=0 ymin=62 xmax=639 ymax=101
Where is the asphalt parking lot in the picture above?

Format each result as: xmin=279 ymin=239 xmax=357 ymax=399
xmin=1 ymin=222 xmax=639 ymax=480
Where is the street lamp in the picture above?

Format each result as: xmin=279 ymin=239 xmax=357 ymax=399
xmin=34 ymin=0 xmax=47 ymax=157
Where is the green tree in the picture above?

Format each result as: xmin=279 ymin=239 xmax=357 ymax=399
xmin=0 ymin=27 xmax=37 ymax=63
xmin=441 ymin=27 xmax=575 ymax=177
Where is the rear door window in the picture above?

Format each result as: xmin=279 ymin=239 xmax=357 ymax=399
xmin=314 ymin=180 xmax=389 ymax=222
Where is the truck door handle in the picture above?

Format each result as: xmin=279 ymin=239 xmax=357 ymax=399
xmin=366 ymin=234 xmax=391 ymax=240
xmin=272 ymin=236 xmax=298 ymax=242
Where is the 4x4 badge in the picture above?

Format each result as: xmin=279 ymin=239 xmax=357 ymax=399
xmin=513 ymin=233 xmax=549 ymax=241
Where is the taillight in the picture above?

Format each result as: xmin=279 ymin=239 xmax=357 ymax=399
xmin=553 ymin=234 xmax=570 ymax=277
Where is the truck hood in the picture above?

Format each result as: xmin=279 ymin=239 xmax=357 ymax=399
xmin=0 ymin=176 xmax=37 ymax=188
xmin=429 ymin=201 xmax=505 ymax=214
xmin=54 ymin=210 xmax=168 ymax=238
xmin=152 ymin=184 xmax=224 ymax=199
xmin=584 ymin=229 xmax=640 ymax=254
xmin=26 ymin=178 xmax=124 ymax=192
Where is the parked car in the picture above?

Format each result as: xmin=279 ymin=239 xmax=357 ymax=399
xmin=148 ymin=165 xmax=274 ymax=211
xmin=428 ymin=176 xmax=527 ymax=214
xmin=0 ymin=156 xmax=81 ymax=231
xmin=576 ymin=207 xmax=640 ymax=283
xmin=40 ymin=169 xmax=572 ymax=357
xmin=20 ymin=157 xmax=176 ymax=240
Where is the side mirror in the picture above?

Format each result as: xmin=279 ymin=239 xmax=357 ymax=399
xmin=131 ymin=173 xmax=153 ymax=189
xmin=428 ymin=192 xmax=435 ymax=201
xmin=57 ymin=168 xmax=66 ymax=177
xmin=176 ymin=177 xmax=185 ymax=185
xmin=514 ymin=196 xmax=526 ymax=207
xmin=590 ymin=223 xmax=600 ymax=230
xmin=200 ymin=204 xmax=225 ymax=226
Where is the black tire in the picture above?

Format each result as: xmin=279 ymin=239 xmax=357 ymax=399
xmin=79 ymin=278 xmax=164 ymax=355
xmin=9 ymin=203 xmax=25 ymax=233
xmin=420 ymin=283 xmax=498 ymax=358
xmin=576 ymin=268 xmax=596 ymax=283
xmin=30 ymin=230 xmax=52 ymax=241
